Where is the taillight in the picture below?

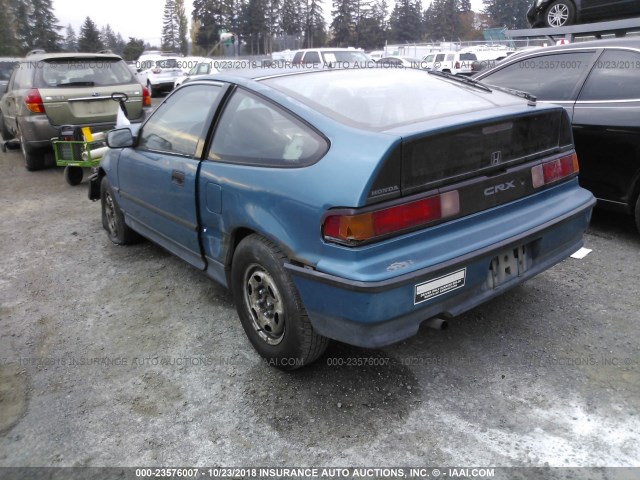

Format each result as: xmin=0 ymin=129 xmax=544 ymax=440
xmin=531 ymin=153 xmax=579 ymax=188
xmin=152 ymin=68 xmax=162 ymax=74
xmin=455 ymin=61 xmax=460 ymax=69
xmin=24 ymin=89 xmax=45 ymax=113
xmin=323 ymin=190 xmax=460 ymax=245
xmin=142 ymin=86 xmax=151 ymax=107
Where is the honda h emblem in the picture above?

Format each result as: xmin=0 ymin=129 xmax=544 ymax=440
xmin=491 ymin=151 xmax=502 ymax=166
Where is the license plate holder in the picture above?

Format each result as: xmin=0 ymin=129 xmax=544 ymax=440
xmin=488 ymin=244 xmax=529 ymax=288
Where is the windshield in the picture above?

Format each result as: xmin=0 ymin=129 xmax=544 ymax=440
xmin=35 ymin=59 xmax=135 ymax=88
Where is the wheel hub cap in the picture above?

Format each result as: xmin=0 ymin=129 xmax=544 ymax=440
xmin=548 ymin=5 xmax=569 ymax=26
xmin=244 ymin=266 xmax=285 ymax=345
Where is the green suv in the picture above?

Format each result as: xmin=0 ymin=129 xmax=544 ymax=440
xmin=0 ymin=51 xmax=151 ymax=170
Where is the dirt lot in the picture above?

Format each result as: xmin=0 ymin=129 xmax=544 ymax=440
xmin=0 ymin=140 xmax=639 ymax=469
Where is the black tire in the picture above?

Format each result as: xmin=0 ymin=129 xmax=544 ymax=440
xmin=231 ymin=235 xmax=329 ymax=369
xmin=0 ymin=112 xmax=12 ymax=141
xmin=64 ymin=166 xmax=83 ymax=186
xmin=147 ymin=81 xmax=157 ymax=98
xmin=19 ymin=129 xmax=45 ymax=171
xmin=634 ymin=193 xmax=640 ymax=235
xmin=544 ymin=0 xmax=576 ymax=27
xmin=100 ymin=176 xmax=142 ymax=245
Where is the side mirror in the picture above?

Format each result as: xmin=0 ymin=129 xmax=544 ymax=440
xmin=106 ymin=128 xmax=135 ymax=148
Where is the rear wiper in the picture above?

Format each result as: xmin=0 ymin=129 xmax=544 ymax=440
xmin=427 ymin=70 xmax=492 ymax=93
xmin=58 ymin=81 xmax=95 ymax=87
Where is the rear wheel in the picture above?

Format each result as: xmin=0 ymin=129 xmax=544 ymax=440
xmin=101 ymin=176 xmax=141 ymax=245
xmin=147 ymin=81 xmax=157 ymax=98
xmin=0 ymin=112 xmax=12 ymax=140
xmin=231 ymin=235 xmax=329 ymax=369
xmin=19 ymin=129 xmax=45 ymax=171
xmin=544 ymin=0 xmax=576 ymax=27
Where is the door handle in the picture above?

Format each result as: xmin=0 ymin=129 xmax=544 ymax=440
xmin=171 ymin=170 xmax=185 ymax=186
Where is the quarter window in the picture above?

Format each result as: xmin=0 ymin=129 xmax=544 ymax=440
xmin=481 ymin=52 xmax=594 ymax=101
xmin=209 ymin=88 xmax=327 ymax=167
xmin=139 ymin=84 xmax=222 ymax=156
xmin=578 ymin=49 xmax=640 ymax=101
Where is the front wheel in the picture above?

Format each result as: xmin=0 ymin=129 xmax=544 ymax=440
xmin=544 ymin=0 xmax=576 ymax=27
xmin=231 ymin=235 xmax=329 ymax=369
xmin=100 ymin=176 xmax=141 ymax=245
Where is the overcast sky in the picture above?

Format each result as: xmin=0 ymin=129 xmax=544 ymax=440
xmin=53 ymin=0 xmax=485 ymax=47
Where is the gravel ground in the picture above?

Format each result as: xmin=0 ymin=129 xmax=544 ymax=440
xmin=1 ymin=140 xmax=639 ymax=470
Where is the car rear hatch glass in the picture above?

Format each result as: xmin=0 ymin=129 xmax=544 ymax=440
xmin=152 ymin=58 xmax=183 ymax=81
xmin=34 ymin=58 xmax=143 ymax=125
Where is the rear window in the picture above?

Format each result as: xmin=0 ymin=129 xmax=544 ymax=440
xmin=263 ymin=69 xmax=508 ymax=131
xmin=34 ymin=59 xmax=135 ymax=88
xmin=155 ymin=58 xmax=179 ymax=69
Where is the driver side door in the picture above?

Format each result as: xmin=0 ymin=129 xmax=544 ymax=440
xmin=117 ymin=83 xmax=226 ymax=268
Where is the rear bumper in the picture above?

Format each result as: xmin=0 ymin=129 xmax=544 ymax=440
xmin=287 ymin=183 xmax=595 ymax=348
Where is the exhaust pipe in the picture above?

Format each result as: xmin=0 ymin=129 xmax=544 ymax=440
xmin=424 ymin=317 xmax=448 ymax=330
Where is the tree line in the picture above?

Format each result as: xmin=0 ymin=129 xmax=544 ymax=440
xmin=0 ymin=0 xmax=532 ymax=58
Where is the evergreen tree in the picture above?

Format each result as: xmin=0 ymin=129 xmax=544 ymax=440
xmin=63 ymin=25 xmax=78 ymax=52
xmin=162 ymin=0 xmax=180 ymax=51
xmin=30 ymin=0 xmax=62 ymax=51
xmin=78 ymin=17 xmax=103 ymax=52
xmin=101 ymin=24 xmax=118 ymax=52
xmin=388 ymin=0 xmax=422 ymax=43
xmin=278 ymin=0 xmax=302 ymax=49
xmin=11 ymin=0 xmax=32 ymax=52
xmin=331 ymin=0 xmax=355 ymax=47
xmin=240 ymin=0 xmax=267 ymax=54
xmin=193 ymin=0 xmax=233 ymax=53
xmin=303 ymin=0 xmax=326 ymax=48
xmin=175 ymin=0 xmax=189 ymax=55
xmin=0 ymin=0 xmax=19 ymax=55
xmin=483 ymin=0 xmax=530 ymax=29
xmin=427 ymin=0 xmax=461 ymax=40
xmin=122 ymin=37 xmax=145 ymax=61
xmin=356 ymin=0 xmax=387 ymax=50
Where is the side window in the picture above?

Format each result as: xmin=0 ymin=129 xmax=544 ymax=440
xmin=13 ymin=65 xmax=32 ymax=90
xmin=303 ymin=51 xmax=321 ymax=65
xmin=446 ymin=54 xmax=454 ymax=61
xmin=197 ymin=63 xmax=210 ymax=75
xmin=292 ymin=52 xmax=304 ymax=65
xmin=481 ymin=52 xmax=594 ymax=101
xmin=578 ymin=49 xmax=640 ymax=101
xmin=209 ymin=88 xmax=327 ymax=167
xmin=425 ymin=55 xmax=434 ymax=63
xmin=435 ymin=54 xmax=445 ymax=62
xmin=139 ymin=84 xmax=223 ymax=156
